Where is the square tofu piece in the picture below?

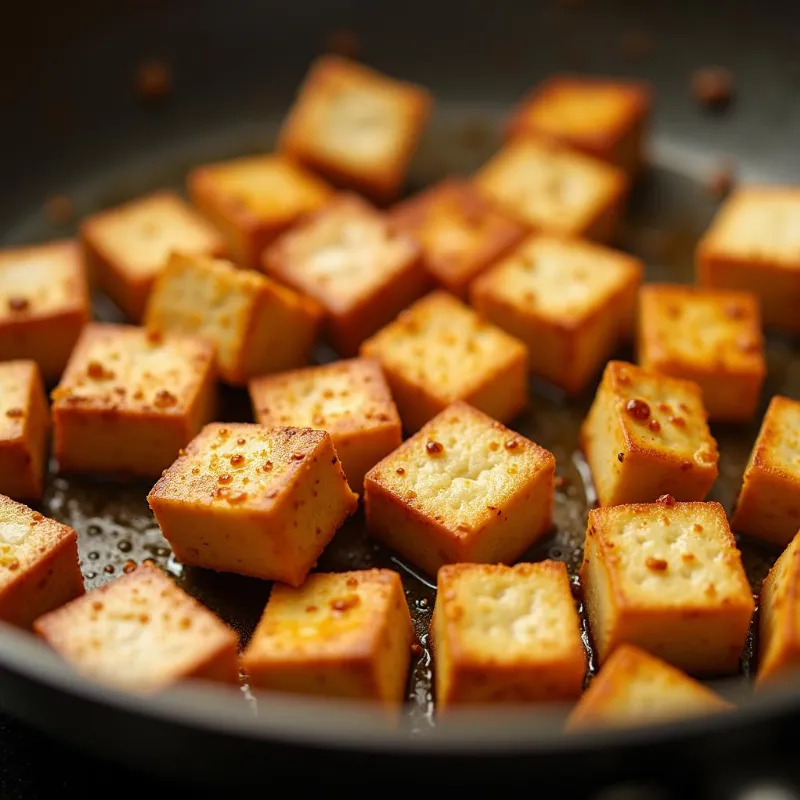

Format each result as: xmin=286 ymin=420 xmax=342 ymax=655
xmin=473 ymin=138 xmax=628 ymax=243
xmin=507 ymin=75 xmax=652 ymax=175
xmin=566 ymin=645 xmax=731 ymax=731
xmin=0 ymin=240 xmax=90 ymax=381
xmin=34 ymin=564 xmax=238 ymax=692
xmin=432 ymin=561 xmax=585 ymax=709
xmin=145 ymin=252 xmax=321 ymax=386
xmin=697 ymin=186 xmax=800 ymax=334
xmin=360 ymin=291 xmax=529 ymax=432
xmin=388 ymin=178 xmax=527 ymax=299
xmin=580 ymin=499 xmax=754 ymax=674
xmin=471 ymin=235 xmax=643 ymax=394
xmin=637 ymin=285 xmax=766 ymax=422
xmin=188 ymin=155 xmax=334 ymax=268
xmin=262 ymin=194 xmax=428 ymax=356
xmin=148 ymin=423 xmax=358 ymax=585
xmin=0 ymin=361 xmax=49 ymax=500
xmin=81 ymin=191 xmax=226 ymax=321
xmin=278 ymin=55 xmax=433 ymax=202
xmin=364 ymin=402 xmax=555 ymax=576
xmin=242 ymin=569 xmax=413 ymax=713
xmin=52 ymin=324 xmax=217 ymax=477
xmin=249 ymin=358 xmax=402 ymax=490
xmin=580 ymin=361 xmax=719 ymax=507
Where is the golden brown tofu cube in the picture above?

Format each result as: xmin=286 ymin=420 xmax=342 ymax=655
xmin=34 ymin=563 xmax=238 ymax=692
xmin=637 ymin=284 xmax=765 ymax=422
xmin=81 ymin=191 xmax=226 ymax=321
xmin=148 ymin=423 xmax=358 ymax=585
xmin=278 ymin=55 xmax=433 ymax=203
xmin=580 ymin=361 xmax=719 ymax=507
xmin=364 ymin=402 xmax=555 ymax=576
xmin=432 ymin=561 xmax=585 ymax=710
xmin=242 ymin=569 xmax=413 ymax=713
xmin=580 ymin=499 xmax=754 ymax=675
xmin=52 ymin=324 xmax=217 ymax=477
xmin=0 ymin=240 xmax=90 ymax=382
xmin=360 ymin=291 xmax=529 ymax=433
xmin=262 ymin=194 xmax=428 ymax=356
xmin=249 ymin=358 xmax=401 ymax=490
xmin=471 ymin=234 xmax=643 ymax=395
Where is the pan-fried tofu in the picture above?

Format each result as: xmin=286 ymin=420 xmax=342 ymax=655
xmin=148 ymin=423 xmax=358 ymax=586
xmin=0 ymin=240 xmax=90 ymax=381
xmin=188 ymin=154 xmax=334 ymax=268
xmin=144 ymin=252 xmax=321 ymax=386
xmin=34 ymin=563 xmax=238 ymax=692
xmin=278 ymin=55 xmax=433 ymax=202
xmin=637 ymin=285 xmax=765 ymax=422
xmin=432 ymin=561 xmax=585 ymax=709
xmin=360 ymin=291 xmax=528 ymax=432
xmin=471 ymin=235 xmax=643 ymax=395
xmin=249 ymin=358 xmax=401 ymax=490
xmin=580 ymin=361 xmax=719 ymax=507
xmin=81 ymin=191 xmax=226 ymax=321
xmin=364 ymin=402 xmax=555 ymax=576
xmin=242 ymin=569 xmax=413 ymax=713
xmin=52 ymin=324 xmax=216 ymax=477
xmin=473 ymin=138 xmax=628 ymax=243
xmin=580 ymin=499 xmax=754 ymax=674
xmin=388 ymin=178 xmax=527 ymax=299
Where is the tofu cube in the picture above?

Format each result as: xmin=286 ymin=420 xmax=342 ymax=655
xmin=580 ymin=499 xmax=754 ymax=674
xmin=148 ymin=423 xmax=358 ymax=586
xmin=241 ymin=569 xmax=413 ymax=713
xmin=52 ymin=324 xmax=217 ymax=477
xmin=0 ymin=240 xmax=90 ymax=381
xmin=188 ymin=154 xmax=334 ymax=268
xmin=473 ymin=138 xmax=629 ymax=243
xmin=432 ymin=561 xmax=585 ymax=709
xmin=580 ymin=361 xmax=719 ymax=507
xmin=278 ymin=55 xmax=433 ymax=203
xmin=249 ymin=358 xmax=402 ymax=490
xmin=364 ymin=402 xmax=555 ymax=576
xmin=34 ymin=563 xmax=238 ymax=692
xmin=471 ymin=234 xmax=643 ymax=395
xmin=262 ymin=194 xmax=428 ymax=356
xmin=81 ymin=191 xmax=226 ymax=321
xmin=360 ymin=291 xmax=529 ymax=432
xmin=145 ymin=252 xmax=321 ymax=386
xmin=388 ymin=178 xmax=527 ymax=299
xmin=637 ymin=284 xmax=766 ymax=422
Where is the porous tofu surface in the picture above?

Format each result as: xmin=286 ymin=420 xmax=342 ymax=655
xmin=746 ymin=395 xmax=800 ymax=480
xmin=0 ymin=361 xmax=43 ymax=442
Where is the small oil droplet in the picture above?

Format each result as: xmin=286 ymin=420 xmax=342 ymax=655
xmin=87 ymin=551 xmax=100 ymax=561
xmin=104 ymin=564 xmax=115 ymax=574
xmin=118 ymin=540 xmax=132 ymax=553
xmin=87 ymin=524 xmax=102 ymax=536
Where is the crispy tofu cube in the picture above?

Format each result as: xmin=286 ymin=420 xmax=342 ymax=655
xmin=278 ymin=55 xmax=433 ymax=203
xmin=432 ymin=561 xmax=585 ymax=709
xmin=637 ymin=284 xmax=766 ymax=422
xmin=471 ymin=235 xmax=643 ymax=395
xmin=0 ymin=240 xmax=90 ymax=381
xmin=360 ymin=291 xmax=529 ymax=432
xmin=145 ymin=252 xmax=321 ymax=386
xmin=148 ymin=423 xmax=358 ymax=585
xmin=81 ymin=191 xmax=226 ymax=321
xmin=473 ymin=138 xmax=628 ymax=243
xmin=242 ymin=569 xmax=413 ymax=712
xmin=364 ymin=402 xmax=555 ymax=576
xmin=580 ymin=499 xmax=754 ymax=674
xmin=34 ymin=563 xmax=238 ymax=691
xmin=52 ymin=324 xmax=217 ymax=477
xmin=580 ymin=361 xmax=719 ymax=507
xmin=697 ymin=186 xmax=800 ymax=334
xmin=249 ymin=358 xmax=401 ymax=490
xmin=262 ymin=194 xmax=428 ymax=356
xmin=388 ymin=178 xmax=527 ymax=299
xmin=188 ymin=154 xmax=334 ymax=268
